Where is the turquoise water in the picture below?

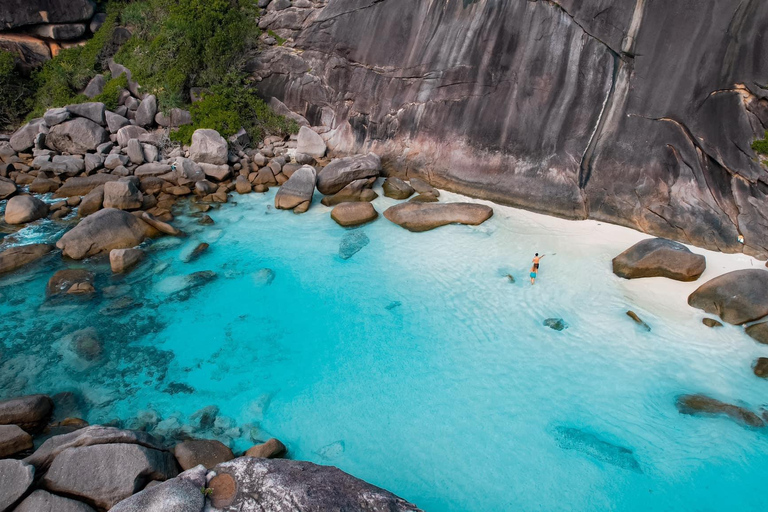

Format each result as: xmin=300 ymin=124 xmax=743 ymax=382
xmin=1 ymin=187 xmax=767 ymax=511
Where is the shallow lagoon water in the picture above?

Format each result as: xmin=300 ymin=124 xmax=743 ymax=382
xmin=1 ymin=186 xmax=767 ymax=511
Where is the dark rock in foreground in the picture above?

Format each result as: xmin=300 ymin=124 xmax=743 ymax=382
xmin=0 ymin=394 xmax=53 ymax=434
xmin=676 ymin=394 xmax=764 ymax=428
xmin=0 ymin=424 xmax=33 ymax=458
xmin=109 ymin=466 xmax=205 ymax=512
xmin=612 ymin=238 xmax=706 ymax=281
xmin=56 ymin=208 xmax=151 ymax=260
xmin=209 ymin=458 xmax=421 ymax=512
xmin=687 ymin=269 xmax=768 ymax=325
xmin=384 ymin=202 xmax=493 ymax=232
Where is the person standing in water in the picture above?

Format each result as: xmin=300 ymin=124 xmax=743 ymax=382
xmin=530 ymin=253 xmax=545 ymax=285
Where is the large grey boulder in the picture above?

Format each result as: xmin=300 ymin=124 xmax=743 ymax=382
xmin=189 ymin=129 xmax=228 ymax=165
xmin=66 ymin=102 xmax=106 ymax=126
xmin=10 ymin=118 xmax=45 ymax=152
xmin=0 ymin=176 xmax=17 ymax=199
xmin=54 ymin=174 xmax=118 ymax=197
xmin=155 ymin=108 xmax=192 ymax=127
xmin=105 ymin=153 xmax=130 ymax=170
xmin=208 ymin=458 xmax=421 ymax=511
xmin=296 ymin=126 xmax=326 ymax=158
xmin=0 ymin=459 xmax=34 ymax=512
xmin=39 ymin=155 xmax=85 ymax=177
xmin=46 ymin=118 xmax=109 ymax=154
xmin=30 ymin=22 xmax=87 ymax=40
xmin=316 ymin=153 xmax=381 ymax=195
xmin=384 ymin=202 xmax=493 ymax=232
xmin=127 ymin=139 xmax=145 ymax=164
xmin=174 ymin=157 xmax=205 ymax=181
xmin=116 ymin=125 xmax=148 ymax=147
xmin=103 ymin=180 xmax=143 ymax=210
xmin=44 ymin=107 xmax=71 ymax=127
xmin=320 ymin=178 xmax=377 ymax=206
xmin=42 ymin=444 xmax=179 ymax=510
xmin=0 ymin=243 xmax=54 ymax=275
xmin=612 ymin=238 xmax=706 ymax=281
xmin=0 ymin=0 xmax=95 ymax=29
xmin=106 ymin=111 xmax=130 ymax=133
xmin=135 ymin=94 xmax=157 ymax=127
xmin=83 ymin=74 xmax=106 ymax=98
xmin=688 ymin=269 xmax=768 ymax=325
xmin=15 ymin=490 xmax=96 ymax=512
xmin=200 ymin=163 xmax=232 ymax=182
xmin=4 ymin=195 xmax=49 ymax=225
xmin=0 ymin=394 xmax=53 ymax=433
xmin=0 ymin=424 xmax=33 ymax=458
xmin=110 ymin=468 xmax=205 ymax=512
xmin=135 ymin=162 xmax=173 ymax=177
xmin=56 ymin=208 xmax=151 ymax=259
xmin=275 ymin=164 xmax=316 ymax=213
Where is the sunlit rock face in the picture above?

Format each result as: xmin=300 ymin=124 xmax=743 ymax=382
xmin=251 ymin=0 xmax=768 ymax=257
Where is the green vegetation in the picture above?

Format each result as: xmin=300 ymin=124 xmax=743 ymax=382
xmin=0 ymin=50 xmax=35 ymax=128
xmin=267 ymin=30 xmax=286 ymax=46
xmin=752 ymin=131 xmax=768 ymax=156
xmin=91 ymin=74 xmax=129 ymax=111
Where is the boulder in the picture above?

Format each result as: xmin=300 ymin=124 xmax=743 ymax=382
xmin=382 ymin=177 xmax=415 ymax=200
xmin=676 ymin=394 xmax=764 ymax=428
xmin=0 ymin=176 xmax=17 ymax=199
xmin=54 ymin=174 xmax=118 ymax=197
xmin=4 ymin=195 xmax=49 ymax=224
xmin=174 ymin=158 xmax=205 ymax=182
xmin=78 ymin=186 xmax=105 ymax=217
xmin=44 ymin=107 xmax=71 ymax=127
xmin=0 ymin=243 xmax=54 ymax=275
xmin=42 ymin=443 xmax=179 ymax=510
xmin=0 ymin=459 xmax=34 ymax=512
xmin=46 ymin=118 xmax=109 ymax=154
xmin=116 ymin=125 xmax=148 ymax=147
xmin=83 ymin=74 xmax=105 ymax=98
xmin=141 ymin=212 xmax=181 ymax=236
xmin=0 ymin=424 xmax=33 ymax=458
xmin=408 ymin=193 xmax=439 ymax=203
xmin=384 ymin=202 xmax=493 ymax=232
xmin=245 ymin=438 xmax=286 ymax=459
xmin=296 ymin=126 xmax=326 ymax=158
xmin=0 ymin=394 xmax=53 ymax=433
xmin=135 ymin=162 xmax=173 ymax=177
xmin=209 ymin=458 xmax=420 ymax=512
xmin=275 ymin=165 xmax=316 ymax=213
xmin=745 ymin=322 xmax=768 ymax=345
xmin=135 ymin=95 xmax=157 ymax=127
xmin=84 ymin=153 xmax=105 ymax=173
xmin=0 ymin=0 xmax=95 ymax=29
xmin=10 ymin=118 xmax=45 ymax=152
xmin=110 ymin=248 xmax=144 ymax=273
xmin=14 ymin=490 xmax=96 ymax=512
xmin=612 ymin=238 xmax=706 ymax=281
xmin=154 ymin=108 xmax=192 ymax=128
xmin=331 ymin=202 xmax=378 ymax=227
xmin=320 ymin=178 xmax=378 ymax=206
xmin=316 ymin=153 xmax=381 ymax=195
xmin=200 ymin=163 xmax=232 ymax=182
xmin=0 ymin=33 xmax=50 ymax=66
xmin=106 ymin=111 xmax=130 ymax=134
xmin=66 ymin=102 xmax=106 ymax=126
xmin=702 ymin=318 xmax=723 ymax=328
xmin=126 ymin=139 xmax=145 ymax=165
xmin=189 ymin=129 xmax=228 ymax=165
xmin=409 ymin=178 xmax=439 ymax=197
xmin=46 ymin=268 xmax=95 ymax=296
xmin=235 ymin=175 xmax=252 ymax=194
xmin=105 ymin=153 xmax=129 ymax=170
xmin=40 ymin=154 xmax=86 ymax=176
xmin=754 ymin=357 xmax=768 ymax=378
xmin=687 ymin=269 xmax=768 ymax=324
xmin=109 ymin=470 xmax=204 ymax=512
xmin=29 ymin=177 xmax=59 ymax=193
xmin=104 ymin=180 xmax=143 ymax=210
xmin=173 ymin=439 xmax=234 ymax=470
xmin=56 ymin=208 xmax=151 ymax=259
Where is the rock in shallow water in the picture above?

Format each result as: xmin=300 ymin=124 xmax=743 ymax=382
xmin=543 ymin=318 xmax=568 ymax=331
xmin=382 ymin=177 xmax=414 ymax=200
xmin=331 ymin=201 xmax=378 ymax=227
xmin=553 ymin=426 xmax=641 ymax=472
xmin=173 ymin=439 xmax=233 ymax=470
xmin=245 ymin=438 xmax=286 ymax=459
xmin=612 ymin=238 xmax=706 ymax=281
xmin=753 ymin=358 xmax=768 ymax=378
xmin=4 ymin=195 xmax=49 ymax=224
xmin=0 ymin=243 xmax=54 ymax=275
xmin=384 ymin=202 xmax=493 ymax=232
xmin=687 ymin=269 xmax=768 ymax=325
xmin=676 ymin=394 xmax=764 ymax=428
xmin=745 ymin=322 xmax=768 ymax=345
xmin=56 ymin=208 xmax=151 ymax=260
xmin=339 ymin=231 xmax=369 ymax=260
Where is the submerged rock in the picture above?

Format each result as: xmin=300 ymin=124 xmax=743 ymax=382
xmin=543 ymin=318 xmax=568 ymax=331
xmin=687 ymin=269 xmax=768 ymax=325
xmin=56 ymin=208 xmax=151 ymax=259
xmin=612 ymin=238 xmax=706 ymax=281
xmin=384 ymin=202 xmax=493 ymax=232
xmin=676 ymin=394 xmax=764 ymax=428
xmin=0 ymin=459 xmax=35 ymax=512
xmin=553 ymin=426 xmax=641 ymax=472
xmin=14 ymin=490 xmax=96 ymax=512
xmin=253 ymin=268 xmax=276 ymax=286
xmin=339 ymin=231 xmax=369 ymax=260
xmin=209 ymin=457 xmax=421 ymax=511
xmin=0 ymin=243 xmax=54 ymax=275
xmin=626 ymin=311 xmax=651 ymax=331
xmin=54 ymin=174 xmax=118 ymax=198
xmin=46 ymin=269 xmax=95 ymax=297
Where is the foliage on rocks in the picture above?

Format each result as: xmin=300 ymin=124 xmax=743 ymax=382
xmin=752 ymin=131 xmax=768 ymax=156
xmin=0 ymin=50 xmax=35 ymax=128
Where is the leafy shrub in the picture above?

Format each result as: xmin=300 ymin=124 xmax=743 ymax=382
xmin=92 ymin=74 xmax=129 ymax=110
xmin=0 ymin=50 xmax=35 ymax=128
xmin=752 ymin=132 xmax=768 ymax=156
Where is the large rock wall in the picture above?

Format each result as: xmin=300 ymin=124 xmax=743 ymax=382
xmin=252 ymin=0 xmax=768 ymax=257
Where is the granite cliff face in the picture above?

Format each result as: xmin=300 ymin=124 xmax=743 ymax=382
xmin=252 ymin=0 xmax=768 ymax=257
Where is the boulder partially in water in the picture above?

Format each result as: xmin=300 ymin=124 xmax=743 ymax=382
xmin=54 ymin=174 xmax=118 ymax=198
xmin=56 ymin=208 xmax=151 ymax=260
xmin=275 ymin=165 xmax=316 ymax=213
xmin=46 ymin=269 xmax=95 ymax=297
xmin=676 ymin=394 xmax=764 ymax=428
xmin=110 ymin=248 xmax=145 ymax=274
xmin=612 ymin=238 xmax=706 ymax=281
xmin=753 ymin=358 xmax=768 ymax=378
xmin=4 ymin=195 xmax=49 ymax=224
xmin=745 ymin=322 xmax=768 ymax=345
xmin=0 ymin=394 xmax=53 ymax=434
xmin=0 ymin=243 xmax=54 ymax=275
xmin=384 ymin=202 xmax=493 ymax=232
xmin=687 ymin=269 xmax=768 ymax=325
xmin=245 ymin=438 xmax=286 ymax=459
xmin=209 ymin=458 xmax=421 ymax=511
xmin=331 ymin=202 xmax=378 ymax=227
xmin=173 ymin=439 xmax=233 ymax=470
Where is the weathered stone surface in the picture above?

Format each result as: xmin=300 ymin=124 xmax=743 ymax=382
xmin=745 ymin=322 xmax=768 ymax=345
xmin=244 ymin=438 xmax=286 ymax=459
xmin=154 ymin=108 xmax=192 ymax=128
xmin=754 ymin=357 xmax=768 ymax=378
xmin=46 ymin=118 xmax=109 ymax=154
xmin=253 ymin=0 xmax=768 ymax=258
xmin=235 ymin=175 xmax=252 ymax=194
xmin=42 ymin=443 xmax=179 ymax=510
xmin=54 ymin=174 xmax=117 ymax=197
xmin=320 ymin=178 xmax=377 ymax=206
xmin=135 ymin=95 xmax=157 ymax=127
xmin=135 ymin=162 xmax=172 ymax=177
xmin=316 ymin=153 xmax=380 ymax=195
xmin=31 ymin=22 xmax=87 ymax=41
xmin=200 ymin=163 xmax=232 ymax=182
xmin=10 ymin=118 xmax=45 ymax=152
xmin=275 ymin=164 xmax=316 ymax=212
xmin=173 ymin=439 xmax=233 ymax=470
xmin=189 ymin=129 xmax=228 ymax=165
xmin=106 ymin=111 xmax=130 ymax=133
xmin=210 ymin=458 xmax=421 ymax=511
xmin=0 ymin=0 xmax=95 ymax=29
xmin=104 ymin=180 xmax=143 ymax=210
xmin=688 ymin=270 xmax=768 ymax=325
xmin=56 ymin=208 xmax=150 ymax=259
xmin=105 ymin=153 xmax=130 ymax=170
xmin=141 ymin=212 xmax=180 ymax=236
xmin=676 ymin=394 xmax=764 ymax=428
xmin=116 ymin=125 xmax=148 ymax=147
xmin=78 ymin=186 xmax=104 ymax=217
xmin=14 ymin=490 xmax=96 ymax=512
xmin=66 ymin=102 xmax=106 ymax=126
xmin=0 ymin=459 xmax=34 ymax=512
xmin=46 ymin=268 xmax=94 ymax=296
xmin=612 ymin=238 xmax=706 ymax=281
xmin=0 ymin=243 xmax=54 ymax=275
xmin=0 ymin=33 xmax=51 ymax=66
xmin=4 ymin=195 xmax=49 ymax=224
xmin=110 ymin=248 xmax=144 ymax=273
xmin=296 ymin=126 xmax=326 ymax=158
xmin=331 ymin=201 xmax=378 ymax=227
xmin=44 ymin=107 xmax=71 ymax=127
xmin=382 ymin=177 xmax=414 ymax=200
xmin=0 ymin=424 xmax=33 ymax=458
xmin=109 ymin=471 xmax=204 ymax=512
xmin=83 ymin=74 xmax=105 ymax=98
xmin=0 ymin=176 xmax=17 ymax=199
xmin=384 ymin=202 xmax=493 ymax=232
xmin=0 ymin=394 xmax=52 ymax=433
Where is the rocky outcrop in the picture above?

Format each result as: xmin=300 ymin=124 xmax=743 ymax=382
xmin=46 ymin=118 xmax=109 ymax=155
xmin=384 ymin=202 xmax=493 ymax=232
xmin=0 ymin=459 xmax=34 ymax=512
xmin=253 ymin=0 xmax=768 ymax=258
xmin=275 ymin=164 xmax=316 ymax=213
xmin=208 ymin=458 xmax=421 ymax=511
xmin=612 ymin=238 xmax=706 ymax=281
xmin=687 ymin=269 xmax=768 ymax=325
xmin=0 ymin=0 xmax=95 ymax=29
xmin=56 ymin=208 xmax=151 ymax=260
xmin=0 ymin=394 xmax=53 ymax=433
